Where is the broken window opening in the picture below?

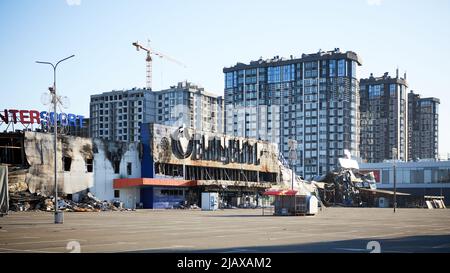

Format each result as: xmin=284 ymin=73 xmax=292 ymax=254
xmin=113 ymin=160 xmax=120 ymax=174
xmin=86 ymin=158 xmax=93 ymax=173
xmin=114 ymin=190 xmax=120 ymax=198
xmin=127 ymin=162 xmax=132 ymax=176
xmin=63 ymin=156 xmax=72 ymax=172
xmin=0 ymin=133 xmax=27 ymax=166
xmin=154 ymin=162 xmax=277 ymax=183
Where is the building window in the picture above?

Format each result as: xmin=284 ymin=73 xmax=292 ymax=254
xmin=127 ymin=162 xmax=132 ymax=175
xmin=390 ymin=84 xmax=396 ymax=97
xmin=369 ymin=85 xmax=382 ymax=98
xmin=114 ymin=160 xmax=120 ymax=174
xmin=351 ymin=61 xmax=356 ymax=78
xmin=86 ymin=158 xmax=93 ymax=173
xmin=268 ymin=66 xmax=281 ymax=83
xmin=114 ymin=190 xmax=120 ymax=198
xmin=337 ymin=59 xmax=346 ymax=77
xmin=160 ymin=189 xmax=183 ymax=196
xmin=225 ymin=72 xmax=234 ymax=88
xmin=329 ymin=60 xmax=336 ymax=77
xmin=411 ymin=169 xmax=424 ymax=183
xmin=381 ymin=170 xmax=389 ymax=184
xmin=63 ymin=156 xmax=72 ymax=171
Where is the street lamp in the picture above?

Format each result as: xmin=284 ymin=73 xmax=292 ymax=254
xmin=392 ymin=147 xmax=397 ymax=213
xmin=36 ymin=55 xmax=75 ymax=224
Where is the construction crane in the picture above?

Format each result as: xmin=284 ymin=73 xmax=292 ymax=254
xmin=132 ymin=40 xmax=186 ymax=90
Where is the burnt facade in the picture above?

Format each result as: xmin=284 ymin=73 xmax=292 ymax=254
xmin=0 ymin=131 xmax=94 ymax=196
xmin=0 ymin=131 xmax=141 ymax=209
xmin=142 ymin=123 xmax=280 ymax=187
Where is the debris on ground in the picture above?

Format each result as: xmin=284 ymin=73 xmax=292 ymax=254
xmin=8 ymin=190 xmax=126 ymax=212
xmin=313 ymin=152 xmax=417 ymax=208
xmin=313 ymin=151 xmax=377 ymax=207
xmin=315 ymin=169 xmax=376 ymax=207
xmin=172 ymin=201 xmax=201 ymax=210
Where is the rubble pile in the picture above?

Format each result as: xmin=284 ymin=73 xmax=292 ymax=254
xmin=173 ymin=202 xmax=200 ymax=209
xmin=9 ymin=191 xmax=125 ymax=212
xmin=316 ymin=169 xmax=376 ymax=207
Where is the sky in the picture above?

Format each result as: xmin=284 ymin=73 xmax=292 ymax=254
xmin=0 ymin=0 xmax=449 ymax=155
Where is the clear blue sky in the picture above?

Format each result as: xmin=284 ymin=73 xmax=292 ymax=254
xmin=1 ymin=0 xmax=449 ymax=155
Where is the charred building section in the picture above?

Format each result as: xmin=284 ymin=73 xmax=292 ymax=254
xmin=91 ymin=139 xmax=141 ymax=208
xmin=0 ymin=131 xmax=141 ymax=209
xmin=147 ymin=123 xmax=280 ymax=184
xmin=113 ymin=123 xmax=282 ymax=209
xmin=0 ymin=131 xmax=94 ymax=196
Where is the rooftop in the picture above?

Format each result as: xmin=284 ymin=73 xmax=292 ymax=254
xmin=223 ymin=48 xmax=362 ymax=72
xmin=360 ymin=71 xmax=408 ymax=87
xmin=90 ymin=81 xmax=221 ymax=100
xmin=157 ymin=81 xmax=221 ymax=99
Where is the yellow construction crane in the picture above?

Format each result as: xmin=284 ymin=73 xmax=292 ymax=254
xmin=132 ymin=40 xmax=186 ymax=90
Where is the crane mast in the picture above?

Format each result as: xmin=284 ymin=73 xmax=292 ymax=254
xmin=132 ymin=40 xmax=186 ymax=90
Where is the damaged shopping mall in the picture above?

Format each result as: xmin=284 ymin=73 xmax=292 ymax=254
xmin=115 ymin=123 xmax=286 ymax=209
xmin=0 ymin=123 xmax=312 ymax=211
xmin=0 ymin=125 xmax=430 ymax=213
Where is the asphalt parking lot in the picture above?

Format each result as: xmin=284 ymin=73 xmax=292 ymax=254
xmin=1 ymin=207 xmax=450 ymax=253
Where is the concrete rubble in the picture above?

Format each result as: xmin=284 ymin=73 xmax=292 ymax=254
xmin=270 ymin=157 xmax=318 ymax=196
xmin=8 ymin=190 xmax=128 ymax=212
xmin=314 ymin=169 xmax=377 ymax=207
xmin=309 ymin=153 xmax=376 ymax=207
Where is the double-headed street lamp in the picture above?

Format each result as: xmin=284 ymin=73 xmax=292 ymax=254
xmin=36 ymin=55 xmax=75 ymax=224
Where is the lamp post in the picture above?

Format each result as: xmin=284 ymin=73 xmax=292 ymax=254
xmin=36 ymin=55 xmax=74 ymax=224
xmin=392 ymin=147 xmax=397 ymax=213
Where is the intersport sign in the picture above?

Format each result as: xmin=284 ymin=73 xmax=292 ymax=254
xmin=0 ymin=109 xmax=85 ymax=128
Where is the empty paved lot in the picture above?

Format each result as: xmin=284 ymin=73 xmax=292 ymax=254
xmin=1 ymin=208 xmax=450 ymax=253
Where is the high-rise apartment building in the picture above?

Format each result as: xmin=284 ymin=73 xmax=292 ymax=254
xmin=223 ymin=48 xmax=362 ymax=178
xmin=90 ymin=88 xmax=153 ymax=142
xmin=154 ymin=81 xmax=224 ymax=134
xmin=359 ymin=71 xmax=408 ymax=162
xmin=408 ymin=91 xmax=439 ymax=160
xmin=90 ymin=81 xmax=223 ymax=142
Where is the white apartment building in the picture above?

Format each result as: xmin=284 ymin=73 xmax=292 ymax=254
xmin=89 ymin=81 xmax=223 ymax=142
xmin=155 ymin=81 xmax=223 ymax=133
xmin=90 ymin=88 xmax=154 ymax=142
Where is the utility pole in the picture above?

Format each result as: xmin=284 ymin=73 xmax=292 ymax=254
xmin=36 ymin=55 xmax=75 ymax=224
